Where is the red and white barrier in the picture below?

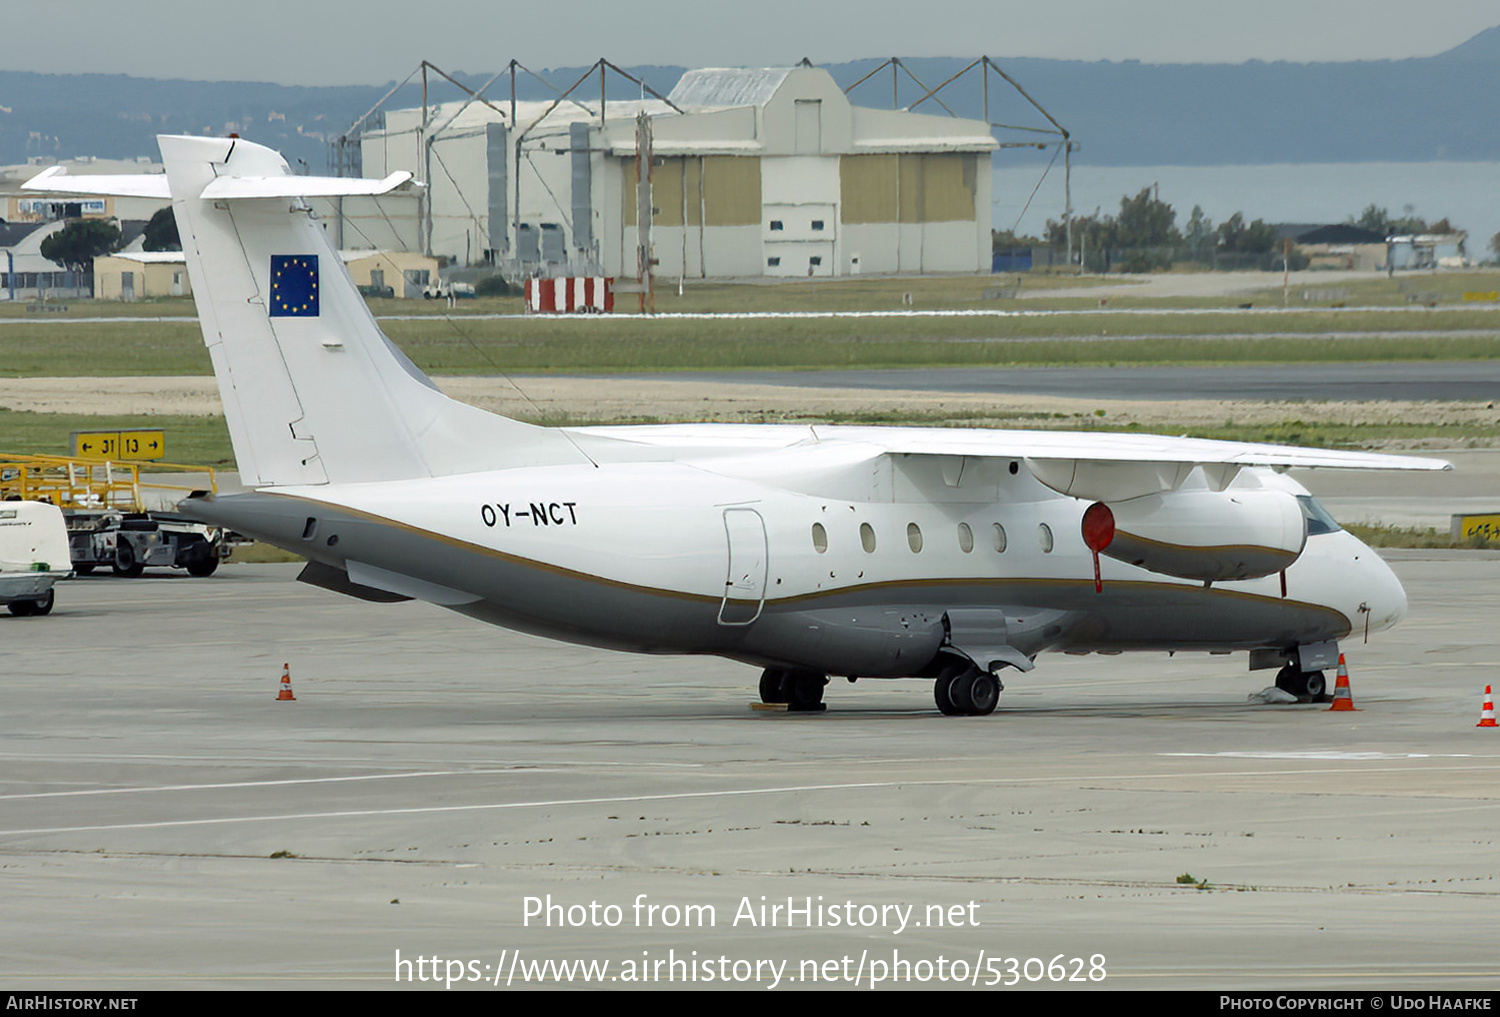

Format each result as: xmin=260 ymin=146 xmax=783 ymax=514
xmin=524 ymin=277 xmax=614 ymax=314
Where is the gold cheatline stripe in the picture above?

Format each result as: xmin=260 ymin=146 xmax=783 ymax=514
xmin=262 ymin=492 xmax=1346 ymax=620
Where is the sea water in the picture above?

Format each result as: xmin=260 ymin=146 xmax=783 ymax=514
xmin=993 ymin=161 xmax=1500 ymax=258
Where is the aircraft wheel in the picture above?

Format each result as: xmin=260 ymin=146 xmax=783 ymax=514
xmin=1302 ymin=670 xmax=1327 ymax=700
xmin=758 ymin=668 xmax=788 ymax=704
xmin=965 ymin=672 xmax=1000 ymax=716
xmin=113 ymin=542 xmax=144 ymax=578
xmin=1275 ymin=664 xmax=1326 ymax=700
xmin=29 ymin=588 xmax=55 ymax=616
xmin=785 ymin=670 xmax=826 ymax=712
xmin=934 ymin=664 xmax=966 ymax=715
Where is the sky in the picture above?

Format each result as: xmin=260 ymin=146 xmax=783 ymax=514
xmin=10 ymin=1 xmax=1499 ymax=86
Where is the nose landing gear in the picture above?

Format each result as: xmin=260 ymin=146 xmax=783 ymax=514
xmin=1275 ymin=664 xmax=1328 ymax=701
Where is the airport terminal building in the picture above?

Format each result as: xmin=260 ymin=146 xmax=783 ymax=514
xmin=348 ymin=66 xmax=997 ymax=279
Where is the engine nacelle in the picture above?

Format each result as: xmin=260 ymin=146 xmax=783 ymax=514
xmin=1083 ymin=489 xmax=1307 ymax=583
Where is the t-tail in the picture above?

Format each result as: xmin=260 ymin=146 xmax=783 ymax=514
xmin=31 ymin=134 xmax=589 ymax=487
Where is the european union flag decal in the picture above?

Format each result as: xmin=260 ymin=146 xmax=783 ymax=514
xmin=269 ymin=255 xmax=319 ymax=317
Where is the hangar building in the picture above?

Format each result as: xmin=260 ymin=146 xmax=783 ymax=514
xmin=347 ymin=66 xmax=997 ymax=279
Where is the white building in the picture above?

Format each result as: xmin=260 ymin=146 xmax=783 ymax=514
xmin=348 ymin=66 xmax=996 ymax=279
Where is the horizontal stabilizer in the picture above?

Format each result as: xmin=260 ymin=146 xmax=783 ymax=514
xmin=199 ymin=171 xmax=416 ymax=200
xmin=24 ymin=164 xmax=415 ymax=201
xmin=21 ymin=165 xmax=170 ymax=198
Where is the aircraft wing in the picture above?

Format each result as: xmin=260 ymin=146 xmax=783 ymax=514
xmin=811 ymin=425 xmax=1451 ymax=471
xmin=574 ymin=423 xmax=1451 ymax=501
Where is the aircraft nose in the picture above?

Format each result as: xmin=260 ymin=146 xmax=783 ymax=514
xmin=1358 ymin=547 xmax=1408 ymax=633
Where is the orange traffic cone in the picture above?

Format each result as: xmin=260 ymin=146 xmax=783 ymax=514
xmin=276 ymin=662 xmax=297 ymax=702
xmin=1479 ymin=686 xmax=1497 ymax=728
xmin=1328 ymin=654 xmax=1358 ymax=712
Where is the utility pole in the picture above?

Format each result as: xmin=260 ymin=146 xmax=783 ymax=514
xmin=635 ymin=111 xmax=654 ymax=314
xmin=1064 ymin=139 xmax=1074 ymax=271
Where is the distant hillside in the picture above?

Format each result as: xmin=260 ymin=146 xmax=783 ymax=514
xmin=1 ymin=27 xmax=1498 ymax=169
xmin=1435 ymin=24 xmax=1500 ymax=60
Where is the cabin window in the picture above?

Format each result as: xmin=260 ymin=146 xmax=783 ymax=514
xmin=811 ymin=219 xmax=825 ymax=231
xmin=770 ymin=220 xmax=784 ymax=231
xmin=957 ymin=522 xmax=974 ymax=553
xmin=1038 ymin=523 xmax=1054 ymax=553
xmin=767 ymin=257 xmax=781 ymax=267
xmin=907 ymin=522 xmax=923 ymax=553
xmin=992 ymin=523 xmax=1007 ymax=553
xmin=811 ymin=522 xmax=828 ymax=553
xmin=860 ymin=522 xmax=877 ymax=553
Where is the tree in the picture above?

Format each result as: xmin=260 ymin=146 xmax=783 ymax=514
xmin=1216 ymin=212 xmax=1275 ymax=254
xmin=991 ymin=228 xmax=1042 ymax=253
xmin=1115 ymin=187 xmax=1180 ymax=249
xmin=142 ymin=207 xmax=180 ymax=252
xmin=1183 ymin=205 xmax=1213 ymax=261
xmin=1348 ymin=203 xmax=1441 ymax=238
xmin=39 ymin=219 xmax=122 ymax=273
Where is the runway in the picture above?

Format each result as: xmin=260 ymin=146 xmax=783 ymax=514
xmin=1 ymin=555 xmax=1498 ymax=990
xmin=654 ymin=361 xmax=1500 ymax=403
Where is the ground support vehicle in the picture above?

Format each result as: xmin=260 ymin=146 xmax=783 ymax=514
xmin=0 ymin=454 xmax=247 ymax=577
xmin=0 ymin=500 xmax=71 ymax=615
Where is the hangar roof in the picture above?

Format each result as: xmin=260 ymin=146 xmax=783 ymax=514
xmin=668 ymin=68 xmax=795 ymax=111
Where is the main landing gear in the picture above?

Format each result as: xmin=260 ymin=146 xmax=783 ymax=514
xmin=758 ymin=668 xmax=828 ymax=712
xmin=1275 ymin=663 xmax=1327 ymax=701
xmin=934 ymin=662 xmax=1001 ymax=717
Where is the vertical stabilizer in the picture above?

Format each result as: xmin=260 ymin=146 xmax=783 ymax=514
xmin=159 ymin=135 xmax=587 ymax=487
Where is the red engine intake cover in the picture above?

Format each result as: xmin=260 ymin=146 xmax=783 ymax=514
xmin=1081 ymin=501 xmax=1116 ymax=552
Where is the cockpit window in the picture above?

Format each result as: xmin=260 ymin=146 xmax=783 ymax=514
xmin=1296 ymin=494 xmax=1342 ymax=536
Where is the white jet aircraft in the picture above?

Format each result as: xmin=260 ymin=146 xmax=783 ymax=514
xmin=28 ymin=136 xmax=1451 ymax=715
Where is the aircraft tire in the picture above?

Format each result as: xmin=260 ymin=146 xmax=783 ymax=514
xmin=7 ymin=599 xmax=36 ymax=616
xmin=1302 ymin=670 xmax=1327 ymax=700
xmin=1275 ymin=664 xmax=1327 ymax=700
xmin=934 ymin=671 xmax=964 ymax=715
xmin=965 ymin=673 xmax=1000 ymax=715
xmin=759 ymin=668 xmax=788 ymax=704
xmin=785 ymin=670 xmax=826 ymax=711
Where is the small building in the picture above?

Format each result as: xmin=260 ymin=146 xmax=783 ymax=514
xmin=1388 ymin=233 xmax=1469 ymax=270
xmin=0 ymin=219 xmax=85 ymax=300
xmin=1272 ymin=224 xmax=1388 ymax=271
xmin=0 ymin=157 xmax=168 ymax=226
xmin=340 ymin=250 xmax=440 ymax=298
xmin=93 ymin=252 xmax=191 ymax=300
